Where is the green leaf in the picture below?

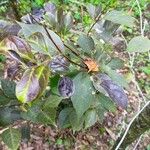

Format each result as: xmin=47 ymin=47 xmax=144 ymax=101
xmin=28 ymin=32 xmax=49 ymax=54
xmin=0 ymin=107 xmax=21 ymax=127
xmin=22 ymin=100 xmax=56 ymax=125
xmin=1 ymin=128 xmax=21 ymax=150
xmin=71 ymin=72 xmax=95 ymax=118
xmin=16 ymin=69 xmax=40 ymax=103
xmin=0 ymin=90 xmax=12 ymax=106
xmin=37 ymin=107 xmax=56 ymax=125
xmin=102 ymin=65 xmax=128 ymax=88
xmin=21 ymin=101 xmax=41 ymax=122
xmin=69 ymin=110 xmax=84 ymax=131
xmin=127 ymin=36 xmax=150 ymax=53
xmin=108 ymin=58 xmax=124 ymax=70
xmin=77 ymin=34 xmax=95 ymax=53
xmin=1 ymin=79 xmax=16 ymax=98
xmin=43 ymin=94 xmax=62 ymax=109
xmin=96 ymin=93 xmax=117 ymax=112
xmin=58 ymin=107 xmax=73 ymax=128
xmin=105 ymin=10 xmax=136 ymax=27
xmin=84 ymin=109 xmax=97 ymax=129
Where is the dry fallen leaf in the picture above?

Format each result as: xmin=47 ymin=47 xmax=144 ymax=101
xmin=84 ymin=58 xmax=99 ymax=72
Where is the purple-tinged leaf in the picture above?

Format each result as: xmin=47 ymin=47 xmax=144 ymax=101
xmin=49 ymin=55 xmax=70 ymax=73
xmin=16 ymin=69 xmax=40 ymax=103
xmin=58 ymin=77 xmax=74 ymax=98
xmin=93 ymin=73 xmax=128 ymax=109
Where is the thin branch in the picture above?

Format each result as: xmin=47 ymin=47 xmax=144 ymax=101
xmin=87 ymin=13 xmax=103 ymax=35
xmin=132 ymin=134 xmax=143 ymax=150
xmin=87 ymin=0 xmax=111 ymax=35
xmin=115 ymin=101 xmax=150 ymax=150
xmin=64 ymin=44 xmax=85 ymax=61
xmin=135 ymin=0 xmax=144 ymax=36
xmin=121 ymin=34 xmax=146 ymax=104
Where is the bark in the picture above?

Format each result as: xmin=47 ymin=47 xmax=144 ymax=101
xmin=112 ymin=102 xmax=150 ymax=150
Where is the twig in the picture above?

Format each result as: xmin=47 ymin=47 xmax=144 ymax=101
xmin=135 ymin=0 xmax=144 ymax=36
xmin=132 ymin=134 xmax=143 ymax=150
xmin=121 ymin=34 xmax=147 ymax=104
xmin=115 ymin=101 xmax=150 ymax=150
xmin=29 ymin=14 xmax=86 ymax=69
xmin=87 ymin=0 xmax=111 ymax=35
xmin=64 ymin=44 xmax=85 ymax=61
xmin=87 ymin=13 xmax=103 ymax=35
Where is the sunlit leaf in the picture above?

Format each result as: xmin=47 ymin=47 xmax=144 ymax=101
xmin=34 ymin=65 xmax=50 ymax=97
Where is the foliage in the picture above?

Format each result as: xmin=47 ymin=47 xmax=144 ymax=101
xmin=0 ymin=1 xmax=149 ymax=149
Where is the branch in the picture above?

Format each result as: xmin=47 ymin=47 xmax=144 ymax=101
xmin=29 ymin=14 xmax=86 ymax=69
xmin=113 ymin=101 xmax=150 ymax=150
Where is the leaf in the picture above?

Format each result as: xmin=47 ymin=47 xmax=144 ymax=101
xmin=93 ymin=20 xmax=119 ymax=42
xmin=17 ymin=22 xmax=65 ymax=53
xmin=49 ymin=55 xmax=70 ymax=73
xmin=1 ymin=79 xmax=16 ymax=98
xmin=105 ymin=10 xmax=136 ymax=27
xmin=127 ymin=36 xmax=150 ymax=53
xmin=77 ymin=34 xmax=95 ymax=53
xmin=86 ymin=4 xmax=101 ymax=19
xmin=0 ymin=107 xmax=21 ymax=127
xmin=1 ymin=128 xmax=21 ymax=150
xmin=16 ymin=69 xmax=40 ymax=103
xmin=43 ymin=94 xmax=62 ymax=109
xmin=34 ymin=65 xmax=50 ymax=97
xmin=58 ymin=107 xmax=73 ymax=128
xmin=71 ymin=72 xmax=95 ymax=118
xmin=96 ymin=93 xmax=117 ymax=112
xmin=58 ymin=77 xmax=74 ymax=98
xmin=37 ymin=107 xmax=56 ymax=125
xmin=22 ymin=100 xmax=56 ymax=125
xmin=28 ymin=32 xmax=49 ymax=54
xmin=21 ymin=101 xmax=41 ymax=122
xmin=64 ymin=13 xmax=73 ymax=30
xmin=0 ymin=20 xmax=20 ymax=40
xmin=44 ymin=12 xmax=56 ymax=27
xmin=94 ymin=74 xmax=128 ymax=109
xmin=102 ymin=65 xmax=128 ymax=88
xmin=69 ymin=110 xmax=84 ymax=131
xmin=0 ymin=90 xmax=12 ymax=106
xmin=1 ymin=36 xmax=34 ymax=61
xmin=108 ymin=58 xmax=124 ymax=70
xmin=84 ymin=109 xmax=97 ymax=129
